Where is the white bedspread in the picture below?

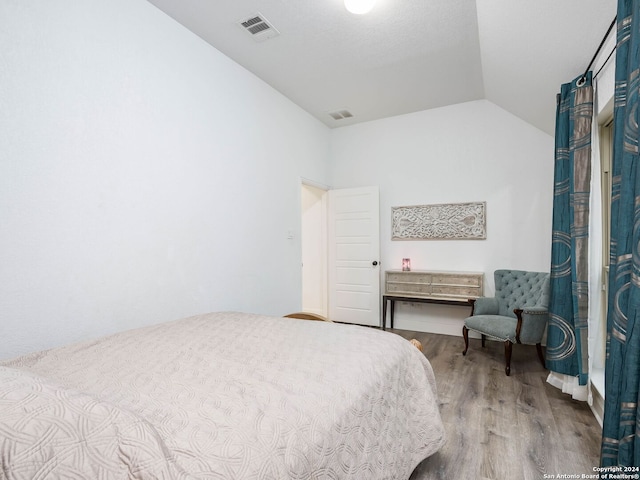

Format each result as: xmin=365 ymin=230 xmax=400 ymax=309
xmin=0 ymin=312 xmax=444 ymax=479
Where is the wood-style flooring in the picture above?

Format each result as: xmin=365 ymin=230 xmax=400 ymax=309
xmin=389 ymin=329 xmax=602 ymax=480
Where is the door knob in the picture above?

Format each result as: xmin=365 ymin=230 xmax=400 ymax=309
xmin=372 ymin=261 xmax=378 ymax=266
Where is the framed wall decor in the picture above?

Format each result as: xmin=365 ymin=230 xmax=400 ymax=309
xmin=391 ymin=202 xmax=486 ymax=240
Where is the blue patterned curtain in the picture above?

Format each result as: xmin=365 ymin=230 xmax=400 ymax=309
xmin=601 ymin=0 xmax=640 ymax=467
xmin=546 ymin=73 xmax=593 ymax=386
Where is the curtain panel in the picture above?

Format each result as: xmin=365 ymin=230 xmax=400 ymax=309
xmin=601 ymin=0 xmax=640 ymax=467
xmin=546 ymin=73 xmax=593 ymax=386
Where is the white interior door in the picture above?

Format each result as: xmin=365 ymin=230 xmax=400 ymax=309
xmin=328 ymin=186 xmax=380 ymax=326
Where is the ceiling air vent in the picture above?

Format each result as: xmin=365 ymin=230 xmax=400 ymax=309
xmin=329 ymin=110 xmax=354 ymax=121
xmin=238 ymin=13 xmax=280 ymax=42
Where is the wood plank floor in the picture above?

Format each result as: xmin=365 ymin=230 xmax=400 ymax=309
xmin=389 ymin=329 xmax=603 ymax=480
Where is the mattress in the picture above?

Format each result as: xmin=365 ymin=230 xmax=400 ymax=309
xmin=0 ymin=311 xmax=445 ymax=479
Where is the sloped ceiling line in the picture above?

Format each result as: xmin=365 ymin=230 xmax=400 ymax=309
xmin=146 ymin=0 xmax=618 ymax=135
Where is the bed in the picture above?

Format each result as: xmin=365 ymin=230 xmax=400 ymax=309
xmin=0 ymin=311 xmax=445 ymax=479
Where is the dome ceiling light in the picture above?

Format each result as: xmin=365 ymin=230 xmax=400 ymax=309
xmin=344 ymin=0 xmax=377 ymax=15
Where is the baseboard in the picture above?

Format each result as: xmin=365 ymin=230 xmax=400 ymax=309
xmin=384 ymin=301 xmax=481 ymax=338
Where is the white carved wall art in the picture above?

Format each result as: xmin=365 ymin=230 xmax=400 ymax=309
xmin=391 ymin=202 xmax=486 ymax=240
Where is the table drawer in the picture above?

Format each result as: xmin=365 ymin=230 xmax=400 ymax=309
xmin=431 ymin=273 xmax=482 ymax=287
xmin=431 ymin=284 xmax=481 ymax=298
xmin=386 ymin=272 xmax=432 ymax=284
xmin=386 ymin=282 xmax=432 ymax=296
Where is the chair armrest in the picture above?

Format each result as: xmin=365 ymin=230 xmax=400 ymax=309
xmin=520 ymin=306 xmax=548 ymax=314
xmin=469 ymin=297 xmax=499 ymax=316
xmin=513 ymin=308 xmax=549 ymax=344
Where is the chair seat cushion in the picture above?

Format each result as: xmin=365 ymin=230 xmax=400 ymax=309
xmin=464 ymin=315 xmax=517 ymax=342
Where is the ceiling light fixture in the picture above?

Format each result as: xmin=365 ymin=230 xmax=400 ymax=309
xmin=344 ymin=0 xmax=377 ymax=15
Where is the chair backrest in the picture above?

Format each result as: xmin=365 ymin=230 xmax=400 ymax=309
xmin=494 ymin=269 xmax=550 ymax=317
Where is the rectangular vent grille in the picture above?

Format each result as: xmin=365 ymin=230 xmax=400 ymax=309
xmin=247 ymin=22 xmax=270 ymax=35
xmin=329 ymin=110 xmax=354 ymax=120
xmin=239 ymin=13 xmax=279 ymax=41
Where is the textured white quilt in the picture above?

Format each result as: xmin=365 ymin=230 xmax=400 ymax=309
xmin=0 ymin=312 xmax=444 ymax=479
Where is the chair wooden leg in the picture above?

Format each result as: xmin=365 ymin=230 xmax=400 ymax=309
xmin=481 ymin=334 xmax=486 ymax=348
xmin=504 ymin=340 xmax=512 ymax=376
xmin=536 ymin=343 xmax=546 ymax=368
xmin=462 ymin=325 xmax=469 ymax=355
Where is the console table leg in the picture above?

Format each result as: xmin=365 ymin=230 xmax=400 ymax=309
xmin=390 ymin=300 xmax=395 ymax=329
xmin=382 ymin=297 xmax=387 ymax=330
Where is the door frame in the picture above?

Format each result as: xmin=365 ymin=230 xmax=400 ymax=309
xmin=300 ymin=178 xmax=329 ymax=317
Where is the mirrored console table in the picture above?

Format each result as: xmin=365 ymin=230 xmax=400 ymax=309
xmin=382 ymin=270 xmax=484 ymax=330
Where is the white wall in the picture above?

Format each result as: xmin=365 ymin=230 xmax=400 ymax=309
xmin=0 ymin=0 xmax=330 ymax=360
xmin=301 ymin=184 xmax=327 ymax=317
xmin=595 ymin=30 xmax=616 ymax=117
xmin=329 ymin=100 xmax=554 ymax=334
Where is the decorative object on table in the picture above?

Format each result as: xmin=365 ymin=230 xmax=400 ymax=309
xmin=391 ymin=202 xmax=486 ymax=240
xmin=402 ymin=258 xmax=411 ymax=271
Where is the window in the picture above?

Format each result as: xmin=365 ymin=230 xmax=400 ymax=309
xmin=591 ymin=117 xmax=613 ymax=396
xmin=601 ymin=119 xmax=613 ymax=283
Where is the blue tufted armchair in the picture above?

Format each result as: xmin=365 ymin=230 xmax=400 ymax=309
xmin=462 ymin=269 xmax=550 ymax=376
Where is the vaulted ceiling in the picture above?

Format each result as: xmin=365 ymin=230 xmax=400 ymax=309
xmin=146 ymin=0 xmax=616 ymax=135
